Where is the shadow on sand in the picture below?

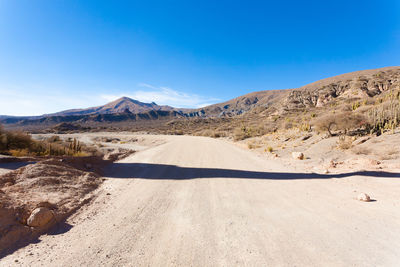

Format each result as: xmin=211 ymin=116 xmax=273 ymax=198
xmin=0 ymin=222 xmax=74 ymax=259
xmin=104 ymin=162 xmax=400 ymax=180
xmin=2 ymin=162 xmax=397 ymax=259
xmin=0 ymin=161 xmax=36 ymax=171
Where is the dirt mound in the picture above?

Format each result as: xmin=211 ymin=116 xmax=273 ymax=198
xmin=0 ymin=159 xmax=103 ymax=256
xmin=103 ymin=148 xmax=135 ymax=161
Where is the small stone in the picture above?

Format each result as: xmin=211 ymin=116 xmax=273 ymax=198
xmin=357 ymin=193 xmax=371 ymax=202
xmin=27 ymin=207 xmax=54 ymax=227
xmin=292 ymin=152 xmax=304 ymax=160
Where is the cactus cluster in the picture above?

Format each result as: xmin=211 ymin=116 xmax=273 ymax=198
xmin=368 ymin=89 xmax=400 ymax=135
xmin=45 ymin=138 xmax=82 ymax=156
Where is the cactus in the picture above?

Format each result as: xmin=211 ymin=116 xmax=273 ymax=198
xmin=368 ymin=88 xmax=400 ymax=135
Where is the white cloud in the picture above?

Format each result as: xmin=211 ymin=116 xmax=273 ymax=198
xmin=101 ymin=84 xmax=219 ymax=108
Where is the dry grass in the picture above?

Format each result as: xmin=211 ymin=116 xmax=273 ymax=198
xmin=0 ymin=124 xmax=101 ymax=157
xmin=265 ymin=146 xmax=273 ymax=153
xmin=337 ymin=136 xmax=353 ymax=150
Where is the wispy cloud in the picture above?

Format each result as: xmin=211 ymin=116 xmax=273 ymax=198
xmin=0 ymin=85 xmax=105 ymax=116
xmin=101 ymin=84 xmax=219 ymax=108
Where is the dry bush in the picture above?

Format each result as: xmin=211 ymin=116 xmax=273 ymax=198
xmin=46 ymin=135 xmax=61 ymax=143
xmin=211 ymin=131 xmax=227 ymax=138
xmin=173 ymin=130 xmax=184 ymax=135
xmin=337 ymin=135 xmax=353 ymax=150
xmin=313 ymin=112 xmax=366 ymax=136
xmin=0 ymin=124 xmax=101 ymax=157
xmin=313 ymin=114 xmax=337 ymax=136
xmin=0 ymin=131 xmax=33 ymax=152
xmin=233 ymin=126 xmax=252 ymax=141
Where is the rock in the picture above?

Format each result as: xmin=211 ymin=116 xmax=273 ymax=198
xmin=27 ymin=207 xmax=54 ymax=227
xmin=369 ymin=159 xmax=381 ymax=166
xmin=292 ymin=152 xmax=304 ymax=160
xmin=357 ymin=193 xmax=371 ymax=202
xmin=329 ymin=160 xmax=337 ymax=168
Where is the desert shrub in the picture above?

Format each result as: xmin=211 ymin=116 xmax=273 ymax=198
xmin=313 ymin=112 xmax=366 ymax=136
xmin=211 ymin=131 xmax=226 ymax=138
xmin=174 ymin=130 xmax=184 ymax=135
xmin=9 ymin=149 xmax=31 ymax=157
xmin=2 ymin=131 xmax=33 ymax=150
xmin=0 ymin=124 xmax=101 ymax=157
xmin=264 ymin=146 xmax=273 ymax=153
xmin=337 ymin=135 xmax=353 ymax=150
xmin=313 ymin=114 xmax=337 ymax=136
xmin=0 ymin=124 xmax=6 ymax=151
xmin=233 ymin=126 xmax=252 ymax=141
xmin=247 ymin=142 xmax=255 ymax=149
xmin=352 ymin=101 xmax=361 ymax=111
xmin=47 ymin=135 xmax=61 ymax=143
xmin=298 ymin=121 xmax=311 ymax=132
xmin=339 ymin=113 xmax=366 ymax=134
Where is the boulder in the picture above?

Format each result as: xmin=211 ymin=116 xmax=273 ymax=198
xmin=357 ymin=193 xmax=371 ymax=202
xmin=292 ymin=152 xmax=304 ymax=160
xmin=27 ymin=207 xmax=54 ymax=227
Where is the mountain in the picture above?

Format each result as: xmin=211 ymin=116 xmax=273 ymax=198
xmin=0 ymin=97 xmax=177 ymax=125
xmin=1 ymin=66 xmax=399 ymax=129
xmin=194 ymin=66 xmax=400 ymax=117
xmin=50 ymin=97 xmax=175 ymax=116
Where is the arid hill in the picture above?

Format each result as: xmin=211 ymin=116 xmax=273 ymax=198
xmin=195 ymin=66 xmax=400 ymax=117
xmin=50 ymin=97 xmax=175 ymax=116
xmin=1 ymin=66 xmax=399 ymax=133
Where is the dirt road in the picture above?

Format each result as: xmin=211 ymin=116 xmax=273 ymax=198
xmin=2 ymin=135 xmax=400 ymax=266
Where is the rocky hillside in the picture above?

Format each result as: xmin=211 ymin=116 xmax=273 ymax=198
xmin=196 ymin=66 xmax=400 ymax=117
xmin=283 ymin=66 xmax=400 ymax=110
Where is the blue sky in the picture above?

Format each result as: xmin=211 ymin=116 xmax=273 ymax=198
xmin=0 ymin=0 xmax=399 ymax=115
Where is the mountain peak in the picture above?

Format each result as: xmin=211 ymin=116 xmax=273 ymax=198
xmin=115 ymin=96 xmax=133 ymax=101
xmin=50 ymin=96 xmax=174 ymax=116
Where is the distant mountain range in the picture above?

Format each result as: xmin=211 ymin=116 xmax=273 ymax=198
xmin=49 ymin=97 xmax=175 ymax=116
xmin=1 ymin=66 xmax=399 ymax=128
xmin=0 ymin=97 xmax=181 ymax=124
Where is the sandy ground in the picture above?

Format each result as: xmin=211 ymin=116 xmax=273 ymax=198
xmin=1 ymin=134 xmax=400 ymax=266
